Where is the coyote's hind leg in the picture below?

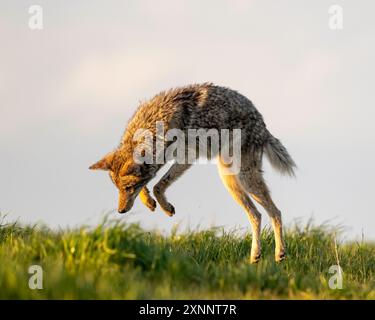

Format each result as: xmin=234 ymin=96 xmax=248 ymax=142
xmin=139 ymin=186 xmax=157 ymax=212
xmin=217 ymin=159 xmax=262 ymax=264
xmin=153 ymin=163 xmax=191 ymax=217
xmin=238 ymin=170 xmax=286 ymax=263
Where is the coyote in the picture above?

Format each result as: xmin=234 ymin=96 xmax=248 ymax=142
xmin=90 ymin=83 xmax=296 ymax=263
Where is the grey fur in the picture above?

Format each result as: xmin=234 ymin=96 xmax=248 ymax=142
xmin=264 ymin=135 xmax=297 ymax=176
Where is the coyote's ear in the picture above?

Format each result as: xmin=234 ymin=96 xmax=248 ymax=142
xmin=89 ymin=151 xmax=116 ymax=171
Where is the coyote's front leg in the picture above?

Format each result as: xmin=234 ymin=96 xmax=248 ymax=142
xmin=153 ymin=163 xmax=191 ymax=217
xmin=139 ymin=187 xmax=157 ymax=211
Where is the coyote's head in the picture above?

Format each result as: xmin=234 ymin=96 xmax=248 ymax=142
xmin=89 ymin=151 xmax=151 ymax=213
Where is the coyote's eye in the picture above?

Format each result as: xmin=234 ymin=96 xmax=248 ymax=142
xmin=124 ymin=186 xmax=132 ymax=192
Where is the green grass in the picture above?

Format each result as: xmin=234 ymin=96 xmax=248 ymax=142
xmin=0 ymin=216 xmax=374 ymax=299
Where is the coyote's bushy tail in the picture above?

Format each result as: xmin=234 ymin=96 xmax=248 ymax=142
xmin=264 ymin=133 xmax=296 ymax=176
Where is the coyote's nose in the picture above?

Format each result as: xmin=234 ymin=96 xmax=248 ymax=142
xmin=118 ymin=208 xmax=128 ymax=214
xmin=118 ymin=194 xmax=135 ymax=214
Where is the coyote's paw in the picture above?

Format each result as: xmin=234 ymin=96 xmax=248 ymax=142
xmin=160 ymin=203 xmax=175 ymax=217
xmin=275 ymin=251 xmax=286 ymax=263
xmin=250 ymin=253 xmax=261 ymax=264
xmin=145 ymin=198 xmax=157 ymax=212
xmin=153 ymin=186 xmax=175 ymax=217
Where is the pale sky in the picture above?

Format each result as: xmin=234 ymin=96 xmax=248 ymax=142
xmin=1 ymin=0 xmax=374 ymax=240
